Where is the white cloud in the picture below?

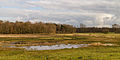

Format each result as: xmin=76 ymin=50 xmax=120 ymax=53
xmin=0 ymin=0 xmax=119 ymax=27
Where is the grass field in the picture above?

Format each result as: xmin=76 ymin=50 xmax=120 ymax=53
xmin=0 ymin=33 xmax=120 ymax=60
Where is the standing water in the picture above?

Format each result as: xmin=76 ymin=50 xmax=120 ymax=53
xmin=10 ymin=44 xmax=88 ymax=50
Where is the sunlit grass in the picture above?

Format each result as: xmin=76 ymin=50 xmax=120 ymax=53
xmin=0 ymin=33 xmax=120 ymax=60
xmin=0 ymin=47 xmax=120 ymax=60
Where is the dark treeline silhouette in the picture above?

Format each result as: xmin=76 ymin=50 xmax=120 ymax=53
xmin=76 ymin=23 xmax=120 ymax=33
xmin=0 ymin=20 xmax=76 ymax=34
xmin=76 ymin=27 xmax=120 ymax=33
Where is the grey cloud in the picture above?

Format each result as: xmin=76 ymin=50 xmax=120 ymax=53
xmin=0 ymin=0 xmax=119 ymax=27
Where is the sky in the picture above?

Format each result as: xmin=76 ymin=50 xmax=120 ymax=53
xmin=0 ymin=0 xmax=119 ymax=27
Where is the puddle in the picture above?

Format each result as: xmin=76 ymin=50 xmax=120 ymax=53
xmin=2 ymin=42 xmax=117 ymax=50
xmin=9 ymin=44 xmax=88 ymax=50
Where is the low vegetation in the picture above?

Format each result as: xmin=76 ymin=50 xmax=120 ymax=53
xmin=0 ymin=33 xmax=120 ymax=60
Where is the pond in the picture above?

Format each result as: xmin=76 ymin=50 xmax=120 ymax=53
xmin=9 ymin=44 xmax=88 ymax=50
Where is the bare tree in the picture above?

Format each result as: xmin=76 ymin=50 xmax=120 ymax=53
xmin=80 ymin=23 xmax=86 ymax=28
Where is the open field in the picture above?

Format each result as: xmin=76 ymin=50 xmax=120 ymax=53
xmin=0 ymin=33 xmax=120 ymax=60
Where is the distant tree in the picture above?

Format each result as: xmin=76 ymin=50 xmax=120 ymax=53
xmin=102 ymin=28 xmax=109 ymax=34
xmin=80 ymin=23 xmax=86 ymax=28
xmin=2 ymin=20 xmax=120 ymax=34
xmin=112 ymin=24 xmax=120 ymax=28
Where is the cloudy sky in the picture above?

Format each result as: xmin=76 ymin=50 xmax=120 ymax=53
xmin=0 ymin=0 xmax=119 ymax=27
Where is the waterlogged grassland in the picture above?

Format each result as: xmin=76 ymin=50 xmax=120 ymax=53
xmin=0 ymin=33 xmax=120 ymax=46
xmin=0 ymin=33 xmax=120 ymax=60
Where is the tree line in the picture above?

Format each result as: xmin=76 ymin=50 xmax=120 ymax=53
xmin=76 ymin=23 xmax=120 ymax=33
xmin=0 ymin=20 xmax=120 ymax=34
xmin=76 ymin=27 xmax=120 ymax=33
xmin=0 ymin=20 xmax=76 ymax=34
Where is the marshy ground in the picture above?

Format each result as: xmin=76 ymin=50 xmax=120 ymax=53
xmin=0 ymin=33 xmax=120 ymax=60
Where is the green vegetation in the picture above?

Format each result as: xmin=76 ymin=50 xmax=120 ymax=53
xmin=0 ymin=33 xmax=120 ymax=60
xmin=0 ymin=47 xmax=120 ymax=60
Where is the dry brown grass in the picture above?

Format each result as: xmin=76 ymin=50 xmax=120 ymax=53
xmin=0 ymin=34 xmax=53 ymax=38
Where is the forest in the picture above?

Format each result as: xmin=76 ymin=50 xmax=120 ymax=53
xmin=76 ymin=27 xmax=120 ymax=33
xmin=0 ymin=20 xmax=120 ymax=34
xmin=0 ymin=20 xmax=76 ymax=34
